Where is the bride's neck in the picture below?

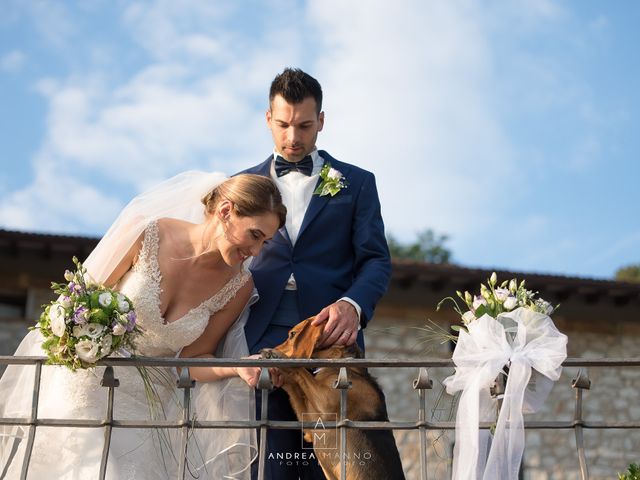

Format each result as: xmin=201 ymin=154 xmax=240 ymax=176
xmin=187 ymin=221 xmax=225 ymax=266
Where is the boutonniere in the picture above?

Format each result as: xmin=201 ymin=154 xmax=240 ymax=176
xmin=313 ymin=163 xmax=348 ymax=197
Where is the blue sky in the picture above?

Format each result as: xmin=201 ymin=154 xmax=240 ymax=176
xmin=1 ymin=0 xmax=638 ymax=280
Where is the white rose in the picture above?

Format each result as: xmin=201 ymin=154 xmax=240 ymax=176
xmin=101 ymin=334 xmax=113 ymax=357
xmin=59 ymin=295 xmax=73 ymax=308
xmin=98 ymin=292 xmax=113 ymax=308
xmin=504 ymin=296 xmax=518 ymax=310
xmin=112 ymin=323 xmax=126 ymax=336
xmin=495 ymin=288 xmax=510 ymax=303
xmin=472 ymin=295 xmax=488 ymax=312
xmin=76 ymin=339 xmax=100 ymax=364
xmin=49 ymin=304 xmax=68 ymax=337
xmin=64 ymin=270 xmax=74 ymax=282
xmin=327 ymin=168 xmax=342 ymax=180
xmin=73 ymin=323 xmax=105 ymax=339
xmin=116 ymin=295 xmax=130 ymax=313
xmin=461 ymin=311 xmax=476 ymax=325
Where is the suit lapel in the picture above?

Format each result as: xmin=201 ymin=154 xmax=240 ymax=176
xmin=297 ymin=151 xmax=347 ymax=241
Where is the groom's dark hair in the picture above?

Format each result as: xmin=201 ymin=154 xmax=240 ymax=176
xmin=269 ymin=68 xmax=323 ymax=115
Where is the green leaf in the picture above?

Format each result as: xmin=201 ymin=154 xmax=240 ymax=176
xmin=474 ymin=304 xmax=489 ymax=318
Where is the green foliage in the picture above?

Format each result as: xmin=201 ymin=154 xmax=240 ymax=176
xmin=615 ymin=264 xmax=640 ymax=283
xmin=387 ymin=229 xmax=451 ymax=263
xmin=437 ymin=272 xmax=558 ymax=326
xmin=619 ymin=463 xmax=640 ymax=480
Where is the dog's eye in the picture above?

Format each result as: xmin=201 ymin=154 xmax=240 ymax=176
xmin=289 ymin=331 xmax=296 ymax=339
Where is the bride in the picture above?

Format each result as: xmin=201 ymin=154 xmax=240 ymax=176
xmin=0 ymin=172 xmax=286 ymax=479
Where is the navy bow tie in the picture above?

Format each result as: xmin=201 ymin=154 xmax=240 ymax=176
xmin=274 ymin=155 xmax=313 ymax=177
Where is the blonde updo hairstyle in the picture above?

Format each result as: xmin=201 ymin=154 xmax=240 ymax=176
xmin=201 ymin=174 xmax=286 ymax=229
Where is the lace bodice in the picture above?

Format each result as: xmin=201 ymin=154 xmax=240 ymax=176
xmin=117 ymin=220 xmax=251 ymax=356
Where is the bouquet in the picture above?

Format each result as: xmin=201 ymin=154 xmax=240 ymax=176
xmin=440 ymin=272 xmax=567 ymax=479
xmin=438 ymin=271 xmax=557 ymax=330
xmin=35 ymin=257 xmax=140 ymax=370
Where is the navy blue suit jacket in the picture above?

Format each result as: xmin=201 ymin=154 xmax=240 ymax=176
xmin=239 ymin=150 xmax=391 ymax=353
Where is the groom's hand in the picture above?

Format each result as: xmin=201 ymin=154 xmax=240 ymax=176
xmin=313 ymin=301 xmax=359 ymax=348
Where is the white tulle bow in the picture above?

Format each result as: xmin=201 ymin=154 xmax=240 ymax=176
xmin=443 ymin=307 xmax=568 ymax=479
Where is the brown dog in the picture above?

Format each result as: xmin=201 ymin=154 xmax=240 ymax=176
xmin=261 ymin=317 xmax=405 ymax=480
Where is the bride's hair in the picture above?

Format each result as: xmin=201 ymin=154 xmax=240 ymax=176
xmin=201 ymin=174 xmax=287 ymax=228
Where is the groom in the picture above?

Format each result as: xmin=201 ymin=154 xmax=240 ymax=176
xmin=240 ymin=68 xmax=391 ymax=479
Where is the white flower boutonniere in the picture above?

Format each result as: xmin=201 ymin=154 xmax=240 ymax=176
xmin=314 ymin=163 xmax=348 ymax=197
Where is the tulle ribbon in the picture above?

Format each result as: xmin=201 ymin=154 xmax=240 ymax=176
xmin=443 ymin=307 xmax=568 ymax=479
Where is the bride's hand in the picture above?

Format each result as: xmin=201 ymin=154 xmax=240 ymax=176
xmin=235 ymin=354 xmax=284 ymax=388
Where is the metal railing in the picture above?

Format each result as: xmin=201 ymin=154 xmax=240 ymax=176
xmin=1 ymin=356 xmax=639 ymax=479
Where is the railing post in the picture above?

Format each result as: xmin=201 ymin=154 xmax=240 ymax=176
xmin=572 ymin=369 xmax=591 ymax=480
xmin=176 ymin=367 xmax=195 ymax=479
xmin=98 ymin=366 xmax=120 ymax=480
xmin=334 ymin=367 xmax=352 ymax=480
xmin=257 ymin=367 xmax=273 ymax=480
xmin=490 ymin=370 xmax=507 ymax=415
xmin=20 ymin=361 xmax=43 ymax=480
xmin=413 ymin=367 xmax=433 ymax=480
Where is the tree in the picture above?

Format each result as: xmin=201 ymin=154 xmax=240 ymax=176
xmin=387 ymin=229 xmax=452 ymax=263
xmin=615 ymin=264 xmax=640 ymax=283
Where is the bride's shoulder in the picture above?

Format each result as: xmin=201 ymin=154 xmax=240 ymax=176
xmin=155 ymin=217 xmax=195 ymax=237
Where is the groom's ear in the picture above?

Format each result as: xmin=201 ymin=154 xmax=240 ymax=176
xmin=317 ymin=111 xmax=324 ymax=131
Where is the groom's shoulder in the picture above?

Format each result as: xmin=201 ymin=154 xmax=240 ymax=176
xmin=319 ymin=150 xmax=374 ymax=180
xmin=236 ymin=155 xmax=273 ymax=176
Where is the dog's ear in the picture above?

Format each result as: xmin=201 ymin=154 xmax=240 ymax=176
xmin=294 ymin=317 xmax=324 ymax=358
xmin=273 ymin=317 xmax=324 ymax=359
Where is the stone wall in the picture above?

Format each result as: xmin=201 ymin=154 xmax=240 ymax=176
xmin=364 ymin=308 xmax=640 ymax=480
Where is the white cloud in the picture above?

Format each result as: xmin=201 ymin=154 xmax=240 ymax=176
xmin=0 ymin=1 xmax=299 ymax=234
xmin=309 ymin=0 xmax=515 ymax=244
xmin=0 ymin=154 xmax=123 ymax=234
xmin=1 ymin=50 xmax=26 ymax=73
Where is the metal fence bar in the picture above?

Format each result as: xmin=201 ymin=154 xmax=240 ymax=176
xmin=572 ymin=369 xmax=591 ymax=480
xmin=4 ymin=416 xmax=640 ymax=431
xmin=257 ymin=367 xmax=272 ymax=480
xmin=19 ymin=360 xmax=42 ymax=480
xmin=3 ymin=413 xmax=640 ymax=430
xmin=98 ymin=366 xmax=120 ymax=480
xmin=177 ymin=367 xmax=195 ymax=480
xmin=413 ymin=367 xmax=433 ymax=480
xmin=335 ymin=367 xmax=351 ymax=480
xmin=4 ymin=356 xmax=640 ymax=368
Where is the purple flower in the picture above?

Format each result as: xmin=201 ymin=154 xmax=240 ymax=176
xmin=68 ymin=282 xmax=83 ymax=294
xmin=126 ymin=311 xmax=137 ymax=332
xmin=73 ymin=306 xmax=89 ymax=325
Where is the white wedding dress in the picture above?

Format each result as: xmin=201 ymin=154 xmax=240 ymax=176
xmin=0 ymin=220 xmax=257 ymax=479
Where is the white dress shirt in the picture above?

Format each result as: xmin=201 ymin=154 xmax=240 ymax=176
xmin=270 ymin=149 xmax=362 ymax=321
